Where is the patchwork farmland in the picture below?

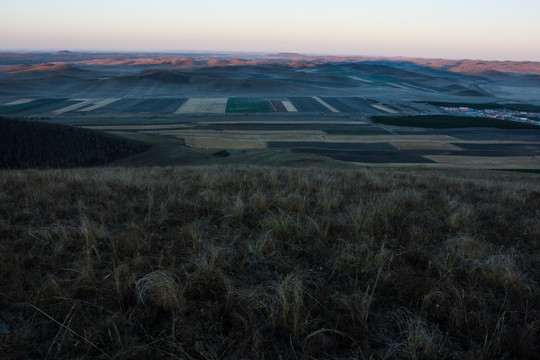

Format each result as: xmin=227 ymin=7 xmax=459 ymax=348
xmin=0 ymin=96 xmax=393 ymax=116
xmin=1 ymin=96 xmax=539 ymax=169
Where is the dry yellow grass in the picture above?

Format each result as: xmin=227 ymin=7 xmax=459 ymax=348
xmin=135 ymin=270 xmax=183 ymax=312
xmin=0 ymin=166 xmax=539 ymax=358
xmin=185 ymin=137 xmax=266 ymax=149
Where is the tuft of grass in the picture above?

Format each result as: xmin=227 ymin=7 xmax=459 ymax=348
xmin=482 ymin=251 xmax=530 ymax=295
xmin=135 ymin=270 xmax=183 ymax=312
xmin=396 ymin=310 xmax=447 ymax=360
xmin=268 ymin=272 xmax=307 ymax=339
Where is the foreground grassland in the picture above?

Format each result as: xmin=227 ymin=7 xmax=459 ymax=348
xmin=1 ymin=166 xmax=539 ymax=359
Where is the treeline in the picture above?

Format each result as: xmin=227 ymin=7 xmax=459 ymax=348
xmin=0 ymin=117 xmax=150 ymax=169
xmin=372 ymin=115 xmax=540 ymax=129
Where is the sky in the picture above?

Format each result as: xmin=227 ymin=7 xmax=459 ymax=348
xmin=1 ymin=0 xmax=540 ymax=61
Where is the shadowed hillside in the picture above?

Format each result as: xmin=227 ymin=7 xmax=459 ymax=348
xmin=0 ymin=117 xmax=150 ymax=169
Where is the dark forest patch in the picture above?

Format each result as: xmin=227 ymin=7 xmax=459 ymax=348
xmin=0 ymin=117 xmax=150 ymax=169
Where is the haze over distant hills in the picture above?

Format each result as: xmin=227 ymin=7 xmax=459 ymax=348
xmin=1 ymin=51 xmax=539 ymax=103
xmin=1 ymin=51 xmax=539 ymax=75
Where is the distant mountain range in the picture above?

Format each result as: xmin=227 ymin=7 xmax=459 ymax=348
xmin=265 ymin=53 xmax=540 ymax=75
xmin=1 ymin=51 xmax=539 ymax=102
xmin=0 ymin=51 xmax=539 ymax=75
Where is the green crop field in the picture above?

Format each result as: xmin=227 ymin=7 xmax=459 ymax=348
xmin=226 ymin=97 xmax=272 ymax=113
xmin=372 ymin=115 xmax=540 ymax=129
xmin=0 ymin=103 xmax=34 ymax=114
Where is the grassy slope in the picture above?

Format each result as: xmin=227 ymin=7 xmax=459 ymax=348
xmin=0 ymin=166 xmax=539 ymax=359
xmin=372 ymin=115 xmax=540 ymax=129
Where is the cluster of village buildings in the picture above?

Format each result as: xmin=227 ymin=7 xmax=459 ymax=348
xmin=440 ymin=106 xmax=540 ymax=126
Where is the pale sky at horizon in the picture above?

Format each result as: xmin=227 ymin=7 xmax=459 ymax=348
xmin=1 ymin=0 xmax=540 ymax=61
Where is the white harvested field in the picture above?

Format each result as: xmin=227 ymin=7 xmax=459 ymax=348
xmin=348 ymin=76 xmax=373 ymax=83
xmin=313 ymin=97 xmax=340 ymax=113
xmin=53 ymin=99 xmax=95 ymax=115
xmin=4 ymin=98 xmax=36 ymax=106
xmin=371 ymin=104 xmax=399 ymax=114
xmin=78 ymin=98 xmax=121 ymax=112
xmin=282 ymin=100 xmax=298 ymax=112
xmin=174 ymin=98 xmax=228 ymax=114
